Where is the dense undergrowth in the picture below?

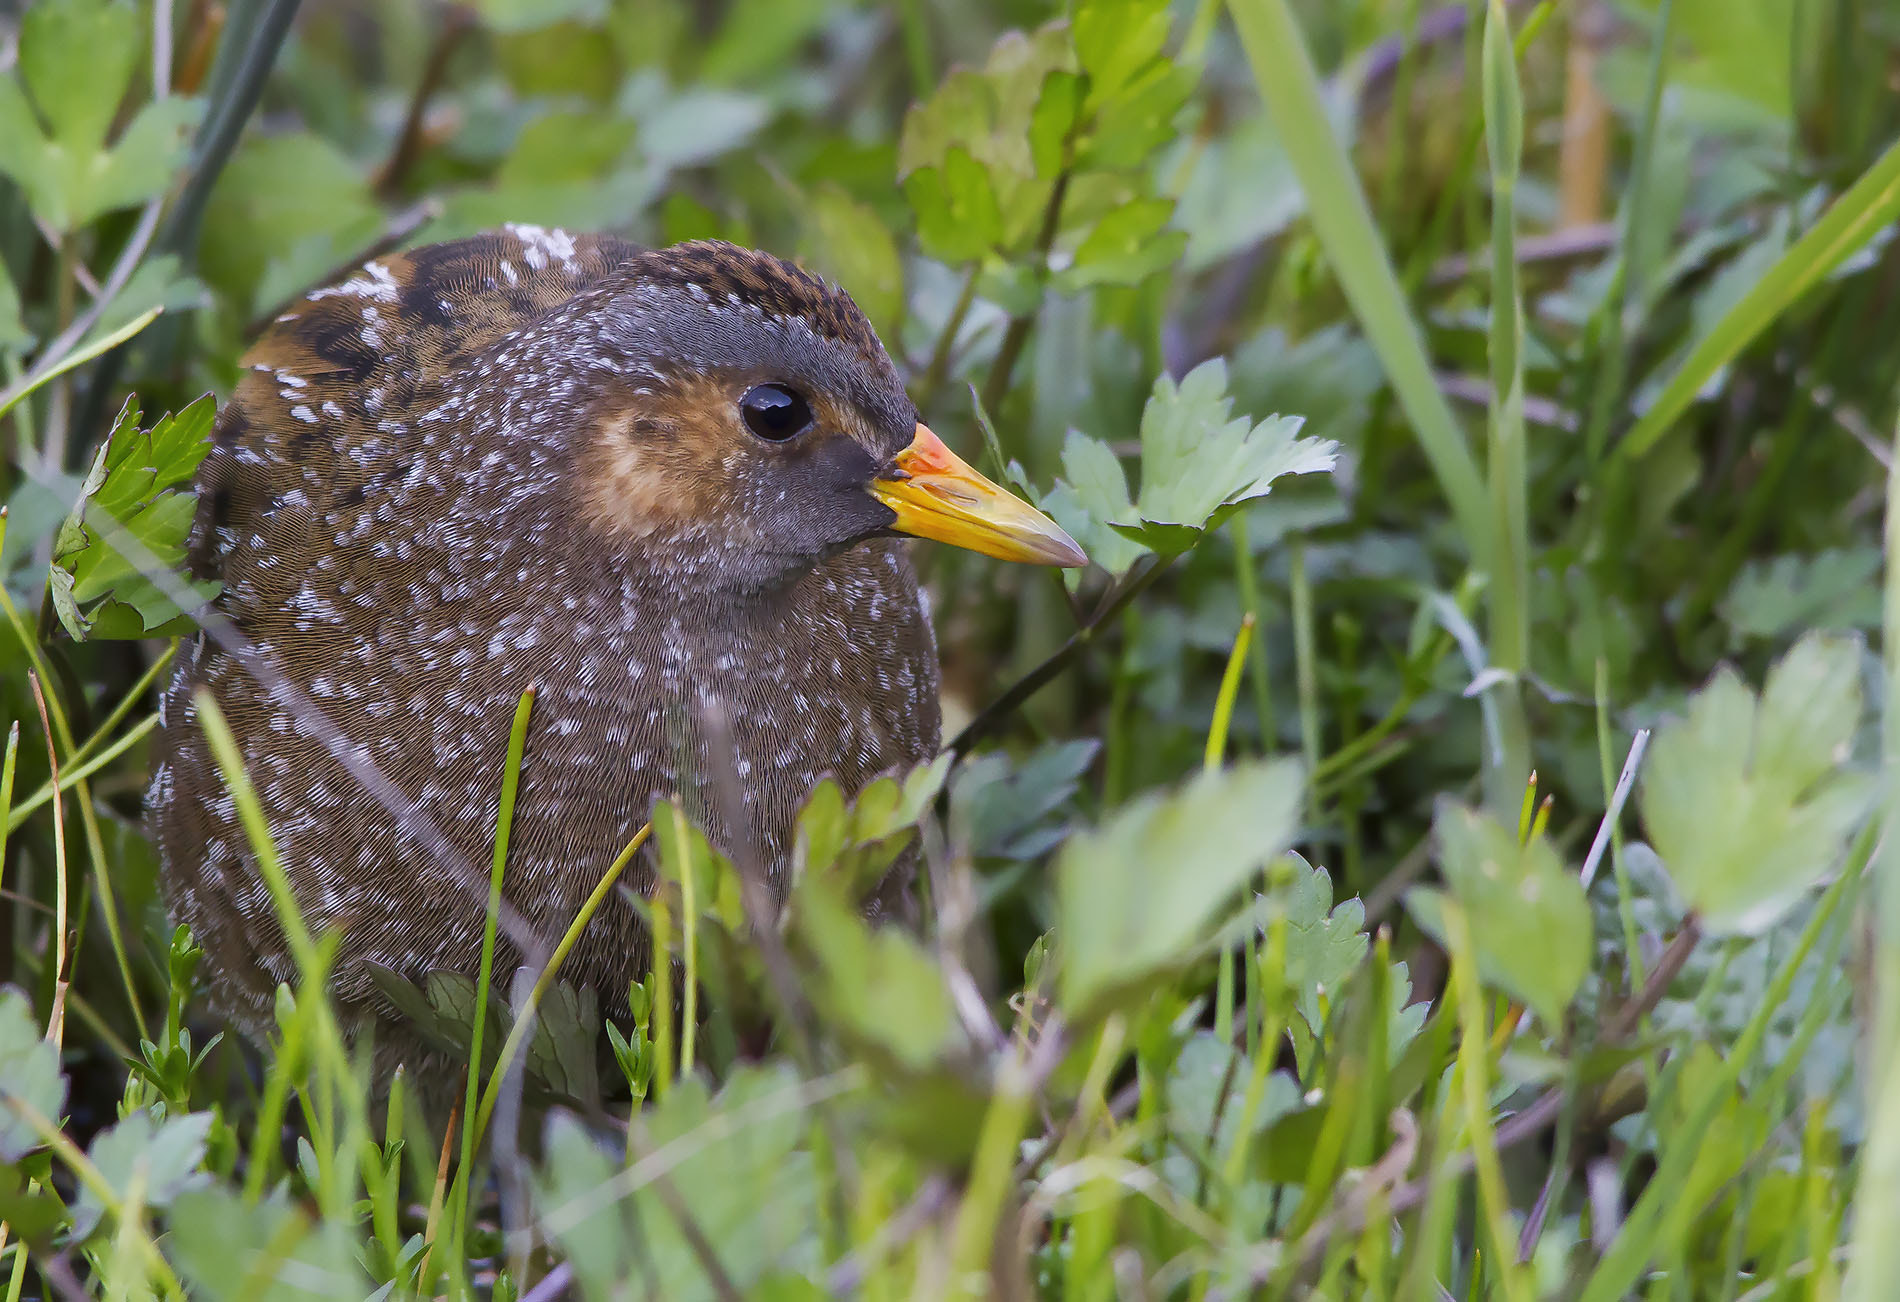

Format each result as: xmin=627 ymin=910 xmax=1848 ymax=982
xmin=3 ymin=0 xmax=1900 ymax=1296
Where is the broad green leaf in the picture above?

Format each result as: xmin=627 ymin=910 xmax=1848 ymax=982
xmin=950 ymin=738 xmax=1100 ymax=860
xmin=1055 ymin=196 xmax=1186 ymax=290
xmin=1056 ymin=758 xmax=1304 ymax=1016
xmin=537 ymin=1067 xmax=817 ymax=1299
xmin=167 ymin=1188 xmax=369 ymax=1299
xmin=792 ymin=878 xmax=960 ymax=1072
xmin=0 ymin=2 xmax=201 ymax=231
xmin=199 ymin=133 xmax=382 ymax=308
xmin=1405 ymin=802 xmax=1591 ymax=1027
xmin=0 ymin=988 xmax=64 ymax=1162
xmin=19 ymin=0 xmax=142 ymax=152
xmin=72 ymin=1111 xmax=212 ymax=1239
xmin=51 ymin=395 xmax=221 ymax=639
xmin=1641 ymin=631 xmax=1872 ymax=935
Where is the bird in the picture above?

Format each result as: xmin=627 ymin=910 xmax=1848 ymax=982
xmin=146 ymin=225 xmax=1085 ymax=1088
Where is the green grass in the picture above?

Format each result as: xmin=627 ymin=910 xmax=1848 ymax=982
xmin=0 ymin=0 xmax=1896 ymax=1296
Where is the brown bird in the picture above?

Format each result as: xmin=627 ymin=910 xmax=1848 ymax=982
xmin=148 ymin=226 xmax=1083 ymax=1081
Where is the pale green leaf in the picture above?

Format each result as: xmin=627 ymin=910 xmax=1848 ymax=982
xmin=1057 ymin=758 xmax=1304 ymax=1016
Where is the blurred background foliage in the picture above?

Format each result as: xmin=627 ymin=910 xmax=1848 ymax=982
xmin=3 ymin=0 xmax=1900 ymax=1296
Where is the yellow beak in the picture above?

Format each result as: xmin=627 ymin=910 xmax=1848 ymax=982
xmin=871 ymin=424 xmax=1087 ymax=568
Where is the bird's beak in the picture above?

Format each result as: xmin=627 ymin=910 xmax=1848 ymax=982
xmin=872 ymin=424 xmax=1088 ymax=568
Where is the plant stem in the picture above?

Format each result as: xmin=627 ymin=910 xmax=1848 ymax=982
xmin=948 ymin=554 xmax=1171 ymax=756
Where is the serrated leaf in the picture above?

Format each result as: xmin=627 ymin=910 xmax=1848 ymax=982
xmin=1641 ymin=631 xmax=1872 ymax=934
xmin=72 ymin=1110 xmax=212 ymax=1239
xmin=1271 ymin=861 xmax=1370 ymax=1034
xmin=1405 ymin=802 xmax=1590 ymax=1026
xmin=1035 ymin=431 xmax=1148 ymax=577
xmin=0 ymin=988 xmax=65 ymax=1162
xmin=1057 ymin=759 xmax=1304 ymax=1016
xmin=1720 ymin=548 xmax=1881 ymax=644
xmin=537 ymin=1066 xmax=816 ymax=1299
xmin=51 ymin=395 xmax=220 ymax=639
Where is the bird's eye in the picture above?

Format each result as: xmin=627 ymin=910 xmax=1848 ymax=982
xmin=739 ymin=384 xmax=814 ymax=442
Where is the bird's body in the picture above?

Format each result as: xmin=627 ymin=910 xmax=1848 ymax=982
xmin=148 ymin=226 xmax=1079 ymax=1073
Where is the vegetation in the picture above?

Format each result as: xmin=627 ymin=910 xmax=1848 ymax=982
xmin=0 ymin=0 xmax=1896 ymax=1295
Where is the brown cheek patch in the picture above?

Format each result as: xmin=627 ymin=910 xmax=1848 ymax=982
xmin=578 ymin=382 xmax=734 ymax=539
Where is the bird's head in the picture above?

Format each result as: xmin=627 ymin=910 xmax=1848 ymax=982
xmin=571 ymin=240 xmax=1085 ymax=588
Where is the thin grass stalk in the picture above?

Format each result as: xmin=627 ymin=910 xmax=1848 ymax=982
xmin=1575 ymin=0 xmax=1673 ymax=464
xmin=1844 ymin=409 xmax=1900 ymax=1300
xmin=472 ymin=822 xmax=653 ymax=1144
xmin=1443 ymin=901 xmax=1532 ymax=1302
xmin=1479 ymin=0 xmax=1532 ymax=810
xmin=1224 ymin=0 xmax=1490 ymax=565
xmin=28 ymin=674 xmax=69 ymax=1047
xmin=450 ymin=685 xmax=537 ymax=1258
xmin=1620 ymin=131 xmax=1900 ymax=462
xmin=5 ymin=714 xmax=159 ymax=830
xmin=1209 ymin=615 xmax=1254 ymax=1045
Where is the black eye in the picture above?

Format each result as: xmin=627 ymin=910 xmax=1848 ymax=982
xmin=739 ymin=383 xmax=814 ymax=442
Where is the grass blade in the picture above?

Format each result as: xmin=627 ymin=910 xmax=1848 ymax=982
xmin=1620 ymin=132 xmax=1900 ymax=461
xmin=1224 ymin=0 xmax=1490 ymax=566
xmin=1845 ymin=411 xmax=1900 ymax=1300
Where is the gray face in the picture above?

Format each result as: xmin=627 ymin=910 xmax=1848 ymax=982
xmin=571 ymin=278 xmax=924 ymax=592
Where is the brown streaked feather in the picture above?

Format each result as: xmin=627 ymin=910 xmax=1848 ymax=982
xmin=151 ymin=226 xmax=941 ymax=1105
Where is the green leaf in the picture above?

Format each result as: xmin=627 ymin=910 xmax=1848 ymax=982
xmin=50 ymin=395 xmax=221 ymax=639
xmin=168 ymin=1187 xmax=369 ymax=1300
xmin=1272 ymin=860 xmax=1370 ymax=1035
xmin=471 ymin=0 xmax=607 ymax=33
xmin=0 ymin=1 xmax=201 ymax=231
xmin=0 ymin=257 xmax=27 ymax=352
xmin=19 ymin=0 xmax=142 ymax=153
xmin=792 ymin=877 xmax=961 ymax=1072
xmin=537 ymin=1067 xmax=817 ymax=1298
xmin=1622 ymin=133 xmax=1900 ymax=460
xmin=1064 ymin=358 xmax=1334 ymax=556
xmin=1055 ymin=197 xmax=1186 ymax=290
xmin=0 ymin=988 xmax=65 ymax=1162
xmin=1056 ymin=758 xmax=1304 ymax=1017
xmin=199 ymin=133 xmax=382 ymax=308
xmin=1641 ymin=631 xmax=1873 ymax=934
xmin=72 ymin=1110 xmax=212 ymax=1239
xmin=1036 ymin=432 xmax=1149 ymax=577
xmin=950 ymin=738 xmax=1100 ymax=860
xmin=1720 ymin=548 xmax=1882 ymax=644
xmin=1405 ymin=802 xmax=1591 ymax=1027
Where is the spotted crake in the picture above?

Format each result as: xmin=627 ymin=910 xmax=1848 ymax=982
xmin=148 ymin=225 xmax=1083 ymax=1088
